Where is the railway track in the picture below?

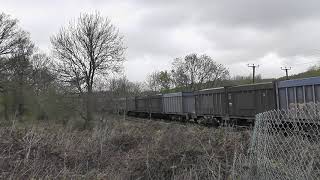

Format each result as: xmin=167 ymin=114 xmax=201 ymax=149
xmin=118 ymin=114 xmax=252 ymax=131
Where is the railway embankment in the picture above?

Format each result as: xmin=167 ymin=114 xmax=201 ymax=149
xmin=0 ymin=115 xmax=250 ymax=179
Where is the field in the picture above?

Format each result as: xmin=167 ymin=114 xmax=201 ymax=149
xmin=0 ymin=115 xmax=251 ymax=179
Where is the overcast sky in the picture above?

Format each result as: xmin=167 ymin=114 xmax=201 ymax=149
xmin=1 ymin=0 xmax=320 ymax=82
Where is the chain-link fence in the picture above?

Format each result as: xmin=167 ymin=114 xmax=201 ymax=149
xmin=236 ymin=103 xmax=320 ymax=180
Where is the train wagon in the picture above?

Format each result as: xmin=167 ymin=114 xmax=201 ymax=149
xmin=162 ymin=92 xmax=195 ymax=120
xmin=135 ymin=96 xmax=149 ymax=117
xmin=276 ymin=76 xmax=320 ymax=110
xmin=227 ymin=82 xmax=276 ymax=124
xmin=274 ymin=77 xmax=320 ymax=127
xmin=116 ymin=76 xmax=320 ymax=127
xmin=194 ymin=87 xmax=227 ymax=125
xmin=126 ymin=97 xmax=136 ymax=115
xmin=149 ymin=94 xmax=163 ymax=118
xmin=114 ymin=97 xmax=127 ymax=114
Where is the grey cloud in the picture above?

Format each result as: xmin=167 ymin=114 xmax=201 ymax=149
xmin=1 ymin=0 xmax=320 ymax=81
xmin=124 ymin=0 xmax=320 ymax=62
xmin=134 ymin=0 xmax=320 ymax=27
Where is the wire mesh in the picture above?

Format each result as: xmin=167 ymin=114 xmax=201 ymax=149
xmin=232 ymin=103 xmax=320 ymax=179
xmin=239 ymin=103 xmax=320 ymax=180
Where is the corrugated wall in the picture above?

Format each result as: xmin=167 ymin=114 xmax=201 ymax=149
xmin=277 ymin=77 xmax=320 ymax=109
xmin=163 ymin=95 xmax=183 ymax=114
xmin=162 ymin=92 xmax=195 ymax=115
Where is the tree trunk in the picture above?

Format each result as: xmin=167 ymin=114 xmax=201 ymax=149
xmin=4 ymin=104 xmax=9 ymax=121
xmin=17 ymin=74 xmax=24 ymax=121
xmin=3 ymin=92 xmax=9 ymax=121
xmin=85 ymin=86 xmax=93 ymax=129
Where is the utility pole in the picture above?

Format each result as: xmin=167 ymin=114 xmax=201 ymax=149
xmin=247 ymin=64 xmax=259 ymax=84
xmin=281 ymin=67 xmax=292 ymax=80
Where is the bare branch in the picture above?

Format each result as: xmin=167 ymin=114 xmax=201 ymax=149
xmin=0 ymin=13 xmax=25 ymax=56
xmin=51 ymin=12 xmax=126 ymax=124
xmin=171 ymin=53 xmax=230 ymax=91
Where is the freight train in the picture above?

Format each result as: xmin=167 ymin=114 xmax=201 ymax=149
xmin=115 ymin=76 xmax=320 ymax=126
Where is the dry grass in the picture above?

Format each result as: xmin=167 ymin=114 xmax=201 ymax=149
xmin=0 ymin=116 xmax=251 ymax=179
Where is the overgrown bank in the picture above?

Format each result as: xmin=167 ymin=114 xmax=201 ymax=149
xmin=0 ymin=116 xmax=250 ymax=179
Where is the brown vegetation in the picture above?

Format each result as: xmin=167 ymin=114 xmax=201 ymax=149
xmin=0 ymin=116 xmax=250 ymax=179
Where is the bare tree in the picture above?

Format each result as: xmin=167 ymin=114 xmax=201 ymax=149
xmin=0 ymin=13 xmax=22 ymax=56
xmin=108 ymin=76 xmax=141 ymax=97
xmin=30 ymin=53 xmax=56 ymax=95
xmin=51 ymin=12 xmax=125 ymax=127
xmin=5 ymin=32 xmax=35 ymax=118
xmin=0 ymin=13 xmax=26 ymax=93
xmin=146 ymin=71 xmax=161 ymax=92
xmin=158 ymin=70 xmax=172 ymax=91
xmin=146 ymin=70 xmax=172 ymax=92
xmin=171 ymin=53 xmax=229 ymax=91
xmin=0 ymin=12 xmax=40 ymax=121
